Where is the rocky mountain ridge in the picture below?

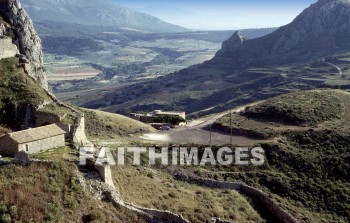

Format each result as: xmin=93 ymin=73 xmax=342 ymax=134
xmin=21 ymin=0 xmax=188 ymax=33
xmin=0 ymin=0 xmax=48 ymax=89
xmin=215 ymin=0 xmax=350 ymax=66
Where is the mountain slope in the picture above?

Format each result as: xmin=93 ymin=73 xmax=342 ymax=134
xmin=0 ymin=0 xmax=48 ymax=89
xmin=21 ymin=0 xmax=188 ymax=33
xmin=84 ymin=0 xmax=350 ymax=117
xmin=214 ymin=0 xmax=350 ymax=66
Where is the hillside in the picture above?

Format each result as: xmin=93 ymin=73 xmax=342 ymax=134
xmin=0 ymin=2 xmax=156 ymax=222
xmin=83 ymin=109 xmax=155 ymax=139
xmin=168 ymin=89 xmax=350 ymax=223
xmin=82 ymin=0 xmax=350 ymax=117
xmin=242 ymin=90 xmax=345 ymax=125
xmin=21 ymin=0 xmax=188 ymax=33
xmin=0 ymin=57 xmax=51 ymax=133
xmin=215 ymin=0 xmax=350 ymax=66
xmin=0 ymin=161 xmax=147 ymax=223
xmin=214 ymin=89 xmax=350 ymax=139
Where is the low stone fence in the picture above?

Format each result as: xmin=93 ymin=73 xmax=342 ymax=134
xmin=240 ymin=185 xmax=299 ymax=223
xmin=105 ymin=189 xmax=190 ymax=223
xmin=94 ymin=162 xmax=115 ymax=189
xmin=175 ymin=174 xmax=241 ymax=190
xmin=212 ymin=218 xmax=235 ymax=223
xmin=175 ymin=174 xmax=299 ymax=223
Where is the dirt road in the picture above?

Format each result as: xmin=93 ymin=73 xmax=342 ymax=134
xmin=139 ymin=101 xmax=263 ymax=146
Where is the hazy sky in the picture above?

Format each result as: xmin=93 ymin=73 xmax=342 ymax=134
xmin=115 ymin=0 xmax=317 ymax=30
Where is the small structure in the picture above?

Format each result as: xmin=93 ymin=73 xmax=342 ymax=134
xmin=130 ymin=110 xmax=186 ymax=125
xmin=152 ymin=110 xmax=186 ymax=120
xmin=0 ymin=124 xmax=66 ymax=156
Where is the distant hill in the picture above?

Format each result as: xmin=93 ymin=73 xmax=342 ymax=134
xmin=21 ymin=0 xmax=188 ymax=33
xmin=84 ymin=0 xmax=350 ymax=117
xmin=214 ymin=0 xmax=350 ymax=67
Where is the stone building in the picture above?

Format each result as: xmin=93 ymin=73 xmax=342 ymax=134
xmin=0 ymin=124 xmax=66 ymax=156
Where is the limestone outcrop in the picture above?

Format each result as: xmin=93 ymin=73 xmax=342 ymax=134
xmin=215 ymin=0 xmax=350 ymax=66
xmin=0 ymin=0 xmax=48 ymax=89
xmin=217 ymin=31 xmax=246 ymax=55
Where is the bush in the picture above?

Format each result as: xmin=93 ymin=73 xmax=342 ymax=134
xmin=0 ymin=214 xmax=11 ymax=223
xmin=85 ymin=209 xmax=107 ymax=223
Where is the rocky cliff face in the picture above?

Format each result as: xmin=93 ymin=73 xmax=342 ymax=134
xmin=271 ymin=0 xmax=350 ymax=54
xmin=215 ymin=0 xmax=350 ymax=66
xmin=217 ymin=31 xmax=246 ymax=55
xmin=0 ymin=0 xmax=48 ymax=89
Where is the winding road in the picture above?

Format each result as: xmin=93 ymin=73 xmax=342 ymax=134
xmin=324 ymin=61 xmax=343 ymax=76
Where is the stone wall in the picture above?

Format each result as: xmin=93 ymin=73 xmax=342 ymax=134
xmin=72 ymin=114 xmax=90 ymax=146
xmin=94 ymin=162 xmax=115 ymax=189
xmin=212 ymin=218 xmax=235 ymax=223
xmin=105 ymin=190 xmax=190 ymax=223
xmin=175 ymin=174 xmax=299 ymax=223
xmin=0 ymin=37 xmax=19 ymax=59
xmin=18 ymin=134 xmax=65 ymax=154
xmin=175 ymin=174 xmax=241 ymax=190
xmin=34 ymin=111 xmax=71 ymax=138
xmin=240 ymin=185 xmax=299 ymax=223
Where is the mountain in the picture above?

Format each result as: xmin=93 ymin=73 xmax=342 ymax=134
xmin=20 ymin=0 xmax=188 ymax=33
xmin=214 ymin=0 xmax=350 ymax=67
xmin=83 ymin=0 xmax=350 ymax=117
xmin=0 ymin=0 xmax=48 ymax=89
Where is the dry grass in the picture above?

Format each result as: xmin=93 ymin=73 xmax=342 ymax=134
xmin=0 ymin=161 xmax=147 ymax=223
xmin=214 ymin=89 xmax=350 ymax=139
xmin=83 ymin=109 xmax=155 ymax=139
xmin=113 ymin=165 xmax=264 ymax=223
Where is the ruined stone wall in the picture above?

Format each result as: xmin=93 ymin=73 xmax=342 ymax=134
xmin=175 ymin=174 xmax=241 ymax=190
xmin=175 ymin=174 xmax=299 ymax=223
xmin=0 ymin=37 xmax=19 ymax=59
xmin=240 ymin=185 xmax=299 ymax=223
xmin=212 ymin=218 xmax=235 ymax=223
xmin=94 ymin=163 xmax=115 ymax=189
xmin=72 ymin=114 xmax=90 ymax=146
xmin=105 ymin=190 xmax=190 ymax=223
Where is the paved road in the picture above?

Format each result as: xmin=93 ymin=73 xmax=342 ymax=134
xmin=139 ymin=102 xmax=263 ymax=146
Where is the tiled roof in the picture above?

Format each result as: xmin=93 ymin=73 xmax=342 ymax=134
xmin=6 ymin=124 xmax=66 ymax=144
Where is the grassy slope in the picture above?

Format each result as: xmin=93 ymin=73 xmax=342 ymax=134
xmin=113 ymin=165 xmax=263 ymax=223
xmin=0 ymin=58 xmax=50 ymax=107
xmin=0 ymin=160 xmax=147 ymax=223
xmin=242 ymin=90 xmax=344 ymax=125
xmin=83 ymin=109 xmax=154 ymax=139
xmin=195 ymin=90 xmax=350 ymax=223
xmin=0 ymin=58 xmax=80 ymax=132
xmin=214 ymin=89 xmax=349 ymax=139
xmin=0 ymin=58 xmax=51 ymax=133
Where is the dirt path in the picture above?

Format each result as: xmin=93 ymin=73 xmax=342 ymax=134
xmin=324 ymin=61 xmax=343 ymax=76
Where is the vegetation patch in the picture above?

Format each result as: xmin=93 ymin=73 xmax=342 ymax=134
xmin=0 ymin=160 xmax=147 ymax=223
xmin=242 ymin=90 xmax=344 ymax=125
xmin=154 ymin=114 xmax=186 ymax=125
xmin=84 ymin=109 xmax=154 ymax=138
xmin=113 ymin=165 xmax=263 ymax=223
xmin=0 ymin=58 xmax=50 ymax=108
xmin=181 ymin=130 xmax=350 ymax=223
